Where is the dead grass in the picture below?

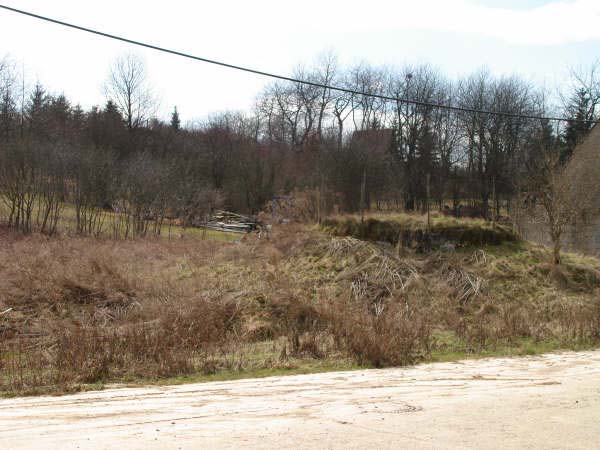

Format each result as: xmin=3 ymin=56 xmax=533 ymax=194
xmin=1 ymin=219 xmax=600 ymax=396
xmin=0 ymin=197 xmax=239 ymax=242
xmin=321 ymin=212 xmax=516 ymax=249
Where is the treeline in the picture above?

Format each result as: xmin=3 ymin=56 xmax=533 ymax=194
xmin=253 ymin=55 xmax=598 ymax=216
xmin=0 ymin=53 xmax=598 ymax=235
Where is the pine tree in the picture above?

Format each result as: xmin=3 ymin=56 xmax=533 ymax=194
xmin=26 ymin=83 xmax=47 ymax=137
xmin=562 ymin=88 xmax=594 ymax=163
xmin=170 ymin=106 xmax=180 ymax=131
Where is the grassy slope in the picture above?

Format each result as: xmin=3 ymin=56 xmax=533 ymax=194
xmin=1 ymin=216 xmax=599 ymax=396
xmin=0 ymin=198 xmax=239 ymax=242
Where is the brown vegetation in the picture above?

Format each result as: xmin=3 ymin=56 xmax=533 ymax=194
xmin=322 ymin=213 xmax=517 ymax=249
xmin=1 ymin=220 xmax=599 ymax=395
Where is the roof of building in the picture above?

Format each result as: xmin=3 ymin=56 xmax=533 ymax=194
xmin=350 ymin=128 xmax=393 ymax=154
xmin=564 ymin=122 xmax=600 ymax=210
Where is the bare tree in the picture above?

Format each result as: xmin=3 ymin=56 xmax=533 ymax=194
xmin=522 ymin=119 xmax=595 ymax=266
xmin=312 ymin=51 xmax=338 ymax=139
xmin=104 ymin=54 xmax=155 ymax=131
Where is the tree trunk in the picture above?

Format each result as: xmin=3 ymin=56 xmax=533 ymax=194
xmin=553 ymin=240 xmax=561 ymax=266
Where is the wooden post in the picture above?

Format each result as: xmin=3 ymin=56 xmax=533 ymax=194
xmin=426 ymin=172 xmax=431 ymax=232
xmin=317 ymin=180 xmax=321 ymax=224
xmin=491 ymin=175 xmax=496 ymax=227
xmin=317 ymin=172 xmax=325 ymax=224
xmin=360 ymin=166 xmax=366 ymax=223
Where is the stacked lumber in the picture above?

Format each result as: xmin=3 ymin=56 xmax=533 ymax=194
xmin=202 ymin=211 xmax=259 ymax=234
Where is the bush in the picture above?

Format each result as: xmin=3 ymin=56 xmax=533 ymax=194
xmin=0 ymin=297 xmax=242 ymax=392
xmin=323 ymin=301 xmax=431 ymax=367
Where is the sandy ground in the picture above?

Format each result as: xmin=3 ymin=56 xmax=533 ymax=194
xmin=1 ymin=351 xmax=600 ymax=449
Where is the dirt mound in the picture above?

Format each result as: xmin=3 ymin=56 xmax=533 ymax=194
xmin=321 ymin=216 xmax=517 ymax=250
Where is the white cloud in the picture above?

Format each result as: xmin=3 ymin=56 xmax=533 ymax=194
xmin=0 ymin=0 xmax=597 ymax=119
xmin=302 ymin=0 xmax=600 ymax=45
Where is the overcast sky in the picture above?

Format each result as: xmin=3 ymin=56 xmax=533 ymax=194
xmin=1 ymin=0 xmax=599 ymax=123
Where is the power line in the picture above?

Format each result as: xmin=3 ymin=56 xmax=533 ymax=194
xmin=0 ymin=3 xmax=597 ymax=125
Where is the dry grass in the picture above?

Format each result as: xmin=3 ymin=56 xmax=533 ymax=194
xmin=322 ymin=212 xmax=516 ymax=249
xmin=0 ymin=197 xmax=239 ymax=242
xmin=1 ymin=220 xmax=599 ymax=396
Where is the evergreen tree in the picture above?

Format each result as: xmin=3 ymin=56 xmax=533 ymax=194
xmin=26 ymin=83 xmax=47 ymax=137
xmin=170 ymin=106 xmax=180 ymax=131
xmin=562 ymin=88 xmax=594 ymax=163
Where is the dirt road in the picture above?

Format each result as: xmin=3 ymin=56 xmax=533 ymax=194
xmin=1 ymin=350 xmax=600 ymax=449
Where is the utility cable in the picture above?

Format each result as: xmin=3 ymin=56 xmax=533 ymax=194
xmin=0 ymin=3 xmax=597 ymax=124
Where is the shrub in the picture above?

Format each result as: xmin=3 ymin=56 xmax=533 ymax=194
xmin=323 ymin=300 xmax=431 ymax=367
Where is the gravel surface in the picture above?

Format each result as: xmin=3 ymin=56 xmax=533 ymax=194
xmin=1 ymin=350 xmax=600 ymax=449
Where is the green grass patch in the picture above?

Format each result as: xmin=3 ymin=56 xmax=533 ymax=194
xmin=0 ymin=196 xmax=239 ymax=242
xmin=142 ymin=359 xmax=362 ymax=387
xmin=429 ymin=329 xmax=599 ymax=363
